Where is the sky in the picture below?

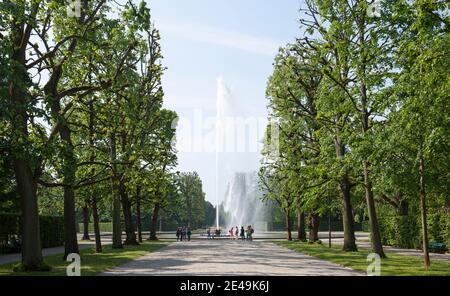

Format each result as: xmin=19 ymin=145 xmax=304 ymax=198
xmin=147 ymin=0 xmax=304 ymax=204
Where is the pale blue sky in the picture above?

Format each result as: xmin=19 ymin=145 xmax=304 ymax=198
xmin=147 ymin=0 xmax=304 ymax=204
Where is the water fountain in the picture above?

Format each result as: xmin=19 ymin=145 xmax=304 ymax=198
xmin=222 ymin=171 xmax=266 ymax=229
xmin=214 ymin=77 xmax=266 ymax=232
xmin=215 ymin=76 xmax=235 ymax=230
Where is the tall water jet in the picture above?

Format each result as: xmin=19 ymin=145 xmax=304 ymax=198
xmin=215 ymin=77 xmax=230 ymax=229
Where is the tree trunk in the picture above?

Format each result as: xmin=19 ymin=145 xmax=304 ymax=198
xmin=419 ymin=155 xmax=430 ymax=268
xmin=112 ymin=187 xmax=123 ymax=249
xmin=110 ymin=133 xmax=123 ymax=249
xmin=136 ymin=187 xmax=143 ymax=243
xmin=357 ymin=13 xmax=385 ymax=258
xmin=363 ymin=160 xmax=385 ymax=258
xmin=61 ymin=137 xmax=80 ymax=258
xmin=44 ymin=63 xmax=79 ymax=259
xmin=51 ymin=97 xmax=79 ymax=258
xmin=118 ymin=130 xmax=138 ymax=245
xmin=308 ymin=212 xmax=320 ymax=242
xmin=328 ymin=211 xmax=332 ymax=248
xmin=91 ymin=196 xmax=102 ymax=253
xmin=88 ymin=101 xmax=101 ymax=252
xmin=334 ymin=137 xmax=357 ymax=251
xmin=297 ymin=212 xmax=306 ymax=241
xmin=285 ymin=210 xmax=292 ymax=241
xmin=187 ymin=193 xmax=192 ymax=228
xmin=120 ymin=182 xmax=138 ymax=245
xmin=82 ymin=205 xmax=90 ymax=240
xmin=10 ymin=77 xmax=43 ymax=268
xmin=42 ymin=3 xmax=87 ymax=259
xmin=9 ymin=1 xmax=44 ymax=271
xmin=149 ymin=204 xmax=160 ymax=240
xmin=14 ymin=160 xmax=43 ymax=269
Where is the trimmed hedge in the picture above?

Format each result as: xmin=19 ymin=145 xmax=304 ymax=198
xmin=378 ymin=215 xmax=421 ymax=249
xmin=78 ymin=222 xmax=113 ymax=233
xmin=0 ymin=213 xmax=64 ymax=254
xmin=39 ymin=215 xmax=64 ymax=248
xmin=371 ymin=213 xmax=450 ymax=250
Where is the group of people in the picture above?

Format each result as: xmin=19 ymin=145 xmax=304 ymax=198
xmin=178 ymin=225 xmax=255 ymax=241
xmin=206 ymin=228 xmax=220 ymax=239
xmin=176 ymin=227 xmax=192 ymax=241
xmin=228 ymin=225 xmax=254 ymax=241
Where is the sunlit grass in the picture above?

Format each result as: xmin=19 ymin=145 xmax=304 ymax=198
xmin=277 ymin=241 xmax=450 ymax=276
xmin=0 ymin=242 xmax=168 ymax=276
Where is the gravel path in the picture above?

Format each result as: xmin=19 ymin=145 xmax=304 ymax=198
xmin=101 ymin=240 xmax=363 ymax=276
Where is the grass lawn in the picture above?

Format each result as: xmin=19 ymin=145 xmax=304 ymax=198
xmin=0 ymin=241 xmax=168 ymax=276
xmin=277 ymin=241 xmax=450 ymax=276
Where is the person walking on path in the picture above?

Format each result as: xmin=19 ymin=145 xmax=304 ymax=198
xmin=235 ymin=226 xmax=238 ymax=240
xmin=249 ymin=225 xmax=254 ymax=241
xmin=229 ymin=227 xmax=234 ymax=239
xmin=207 ymin=228 xmax=211 ymax=239
xmin=176 ymin=227 xmax=181 ymax=241
xmin=187 ymin=228 xmax=192 ymax=241
xmin=246 ymin=225 xmax=253 ymax=241
xmin=240 ymin=226 xmax=245 ymax=240
xmin=181 ymin=226 xmax=186 ymax=241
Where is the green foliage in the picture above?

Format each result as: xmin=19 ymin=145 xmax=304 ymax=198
xmin=261 ymin=0 xmax=449 ymax=258
xmin=378 ymin=215 xmax=421 ymax=249
xmin=376 ymin=213 xmax=450 ymax=249
xmin=0 ymin=213 xmax=64 ymax=253
xmin=39 ymin=216 xmax=65 ymax=248
xmin=428 ymin=213 xmax=450 ymax=246
xmin=12 ymin=262 xmax=51 ymax=273
xmin=204 ymin=201 xmax=216 ymax=227
xmin=177 ymin=172 xmax=206 ymax=228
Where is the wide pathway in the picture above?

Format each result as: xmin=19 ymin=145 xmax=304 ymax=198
xmin=101 ymin=240 xmax=363 ymax=276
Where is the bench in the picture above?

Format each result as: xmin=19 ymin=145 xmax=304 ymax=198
xmin=429 ymin=242 xmax=448 ymax=254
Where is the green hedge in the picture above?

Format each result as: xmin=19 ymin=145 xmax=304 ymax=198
xmin=78 ymin=222 xmax=113 ymax=233
xmin=378 ymin=215 xmax=421 ymax=249
xmin=373 ymin=213 xmax=450 ymax=249
xmin=0 ymin=213 xmax=64 ymax=254
xmin=428 ymin=213 xmax=450 ymax=247
xmin=39 ymin=216 xmax=64 ymax=248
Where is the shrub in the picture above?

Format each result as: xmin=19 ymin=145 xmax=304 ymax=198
xmin=378 ymin=215 xmax=421 ymax=249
